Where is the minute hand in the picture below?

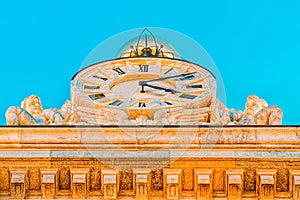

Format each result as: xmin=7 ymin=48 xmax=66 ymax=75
xmin=139 ymin=72 xmax=197 ymax=85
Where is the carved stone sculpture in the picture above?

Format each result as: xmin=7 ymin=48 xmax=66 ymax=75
xmin=210 ymin=99 xmax=233 ymax=124
xmin=5 ymin=94 xmax=282 ymax=125
xmin=59 ymin=100 xmax=77 ymax=124
xmin=210 ymin=99 xmax=243 ymax=125
xmin=210 ymin=95 xmax=282 ymax=125
xmin=5 ymin=95 xmax=65 ymax=125
xmin=239 ymin=95 xmax=283 ymax=125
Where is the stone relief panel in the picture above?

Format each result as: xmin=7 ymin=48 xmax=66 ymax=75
xmin=183 ymin=168 xmax=194 ymax=190
xmin=244 ymin=168 xmax=256 ymax=192
xmin=152 ymin=169 xmax=163 ymax=190
xmin=90 ymin=167 xmax=101 ymax=191
xmin=276 ymin=168 xmax=289 ymax=192
xmin=59 ymin=166 xmax=70 ymax=190
xmin=120 ymin=170 xmax=133 ymax=190
xmin=0 ymin=167 xmax=9 ymax=191
xmin=29 ymin=167 xmax=40 ymax=190
xmin=213 ymin=169 xmax=224 ymax=192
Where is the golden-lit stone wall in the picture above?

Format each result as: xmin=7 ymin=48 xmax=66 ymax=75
xmin=0 ymin=126 xmax=299 ymax=199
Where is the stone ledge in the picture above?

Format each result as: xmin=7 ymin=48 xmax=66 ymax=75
xmin=0 ymin=126 xmax=299 ymax=145
xmin=0 ymin=126 xmax=298 ymax=160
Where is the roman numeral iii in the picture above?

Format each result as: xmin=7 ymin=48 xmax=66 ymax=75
xmin=179 ymin=94 xmax=197 ymax=99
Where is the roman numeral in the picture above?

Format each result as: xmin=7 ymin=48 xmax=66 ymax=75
xmin=186 ymin=84 xmax=203 ymax=89
xmin=179 ymin=94 xmax=197 ymax=99
xmin=164 ymin=101 xmax=173 ymax=105
xmin=84 ymin=85 xmax=100 ymax=90
xmin=179 ymin=74 xmax=195 ymax=80
xmin=108 ymin=100 xmax=123 ymax=106
xmin=138 ymin=102 xmax=146 ymax=107
xmin=88 ymin=93 xmax=106 ymax=100
xmin=164 ymin=68 xmax=173 ymax=74
xmin=138 ymin=65 xmax=149 ymax=72
xmin=113 ymin=67 xmax=125 ymax=75
xmin=92 ymin=75 xmax=108 ymax=81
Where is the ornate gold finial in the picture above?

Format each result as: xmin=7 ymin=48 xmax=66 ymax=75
xmin=119 ymin=28 xmax=176 ymax=58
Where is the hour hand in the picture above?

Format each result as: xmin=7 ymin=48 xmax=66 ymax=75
xmin=140 ymin=83 xmax=179 ymax=93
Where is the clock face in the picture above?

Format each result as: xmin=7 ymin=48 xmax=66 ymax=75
xmin=71 ymin=57 xmax=216 ymax=121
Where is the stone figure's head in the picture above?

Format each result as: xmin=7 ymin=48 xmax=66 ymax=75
xmin=21 ymin=95 xmax=43 ymax=115
xmin=244 ymin=95 xmax=268 ymax=116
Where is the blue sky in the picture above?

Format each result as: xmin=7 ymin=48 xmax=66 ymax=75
xmin=0 ymin=0 xmax=299 ymax=125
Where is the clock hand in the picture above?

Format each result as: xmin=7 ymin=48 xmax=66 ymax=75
xmin=139 ymin=72 xmax=197 ymax=85
xmin=140 ymin=83 xmax=179 ymax=93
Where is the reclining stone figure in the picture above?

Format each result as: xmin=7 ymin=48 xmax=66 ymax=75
xmin=6 ymin=95 xmax=65 ymax=125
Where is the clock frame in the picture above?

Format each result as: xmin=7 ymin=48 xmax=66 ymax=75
xmin=71 ymin=57 xmax=216 ymax=124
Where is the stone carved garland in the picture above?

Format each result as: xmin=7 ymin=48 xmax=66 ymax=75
xmin=5 ymin=94 xmax=282 ymax=125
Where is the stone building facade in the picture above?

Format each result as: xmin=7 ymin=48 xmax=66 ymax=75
xmin=0 ymin=126 xmax=299 ymax=199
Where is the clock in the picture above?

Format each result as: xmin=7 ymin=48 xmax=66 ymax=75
xmin=71 ymin=28 xmax=216 ymax=125
xmin=71 ymin=57 xmax=216 ymax=125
